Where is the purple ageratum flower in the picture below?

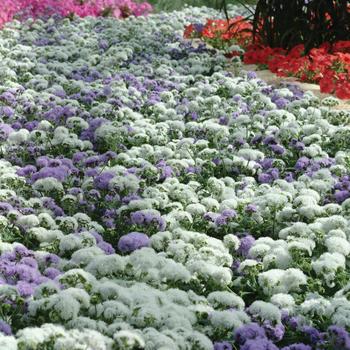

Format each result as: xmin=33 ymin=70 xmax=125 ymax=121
xmin=44 ymin=253 xmax=60 ymax=265
xmin=14 ymin=245 xmax=31 ymax=258
xmin=84 ymin=156 xmax=100 ymax=167
xmin=221 ymin=209 xmax=237 ymax=218
xmin=219 ymin=116 xmax=228 ymax=125
xmin=16 ymin=165 xmax=37 ymax=177
xmin=281 ymin=344 xmax=312 ymax=350
xmin=16 ymin=281 xmax=35 ymax=297
xmin=270 ymin=144 xmax=285 ymax=155
xmin=0 ymin=106 xmax=14 ymax=117
xmin=85 ymin=168 xmax=99 ymax=177
xmin=0 ymin=320 xmax=12 ymax=335
xmin=246 ymin=204 xmax=257 ymax=213
xmin=215 ymin=215 xmax=227 ymax=226
xmin=99 ymin=151 xmax=117 ymax=163
xmin=269 ymin=168 xmax=280 ymax=180
xmin=0 ymin=123 xmax=14 ymax=140
xmin=301 ymin=326 xmax=324 ymax=344
xmin=240 ymin=338 xmax=278 ymax=350
xmin=0 ymin=202 xmax=13 ymax=214
xmin=118 ymin=232 xmax=150 ymax=253
xmin=130 ymin=211 xmax=145 ymax=225
xmin=20 ymin=257 xmax=38 ymax=269
xmin=36 ymin=156 xmax=50 ymax=168
xmin=334 ymin=190 xmax=350 ymax=204
xmin=247 ymin=71 xmax=258 ymax=79
xmin=260 ymin=158 xmax=274 ymax=170
xmin=328 ymin=326 xmax=350 ymax=348
xmin=263 ymin=321 xmax=285 ymax=341
xmin=263 ymin=136 xmax=277 ymax=145
xmin=31 ymin=166 xmax=70 ymax=183
xmin=43 ymin=267 xmax=61 ymax=279
xmin=275 ymin=97 xmax=289 ymax=109
xmin=72 ymin=152 xmax=88 ymax=164
xmin=258 ymin=173 xmax=273 ymax=184
xmin=231 ymin=259 xmax=241 ymax=271
xmin=98 ymin=241 xmax=115 ymax=255
xmin=234 ymin=323 xmax=266 ymax=345
xmin=11 ymin=121 xmax=22 ymax=130
xmin=94 ymin=171 xmax=115 ymax=190
xmin=252 ymin=134 xmax=263 ymax=144
xmin=285 ymin=172 xmax=294 ymax=183
xmin=160 ymin=164 xmax=173 ymax=179
xmin=238 ymin=235 xmax=255 ymax=257
xmin=214 ymin=341 xmax=232 ymax=350
xmin=193 ymin=23 xmax=205 ymax=33
xmin=122 ymin=194 xmax=140 ymax=205
xmin=295 ymin=157 xmax=310 ymax=170
xmin=290 ymin=139 xmax=305 ymax=151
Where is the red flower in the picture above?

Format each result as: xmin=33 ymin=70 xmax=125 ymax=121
xmin=335 ymin=81 xmax=350 ymax=99
xmin=184 ymin=24 xmax=194 ymax=39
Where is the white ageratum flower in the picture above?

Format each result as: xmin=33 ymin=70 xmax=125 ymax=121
xmin=113 ymin=330 xmax=145 ymax=350
xmin=318 ymin=215 xmax=348 ymax=233
xmin=325 ymin=236 xmax=350 ymax=256
xmin=210 ymin=310 xmax=250 ymax=331
xmin=207 ymin=291 xmax=244 ymax=310
xmin=300 ymin=294 xmax=332 ymax=318
xmin=185 ymin=203 xmax=207 ymax=217
xmin=187 ymin=259 xmax=232 ymax=287
xmin=258 ymin=268 xmax=307 ymax=295
xmin=16 ymin=214 xmax=40 ymax=228
xmin=329 ymin=297 xmax=350 ymax=328
xmin=0 ymin=334 xmax=17 ymax=350
xmin=237 ymin=259 xmax=259 ymax=273
xmin=8 ymin=129 xmax=30 ymax=144
xmin=223 ymin=234 xmax=240 ymax=251
xmin=270 ymin=293 xmax=295 ymax=312
xmin=312 ymin=252 xmax=346 ymax=286
xmin=287 ymin=237 xmax=315 ymax=256
xmin=237 ymin=148 xmax=264 ymax=161
xmin=248 ymin=301 xmax=281 ymax=323
xmin=55 ymin=328 xmax=113 ymax=350
xmin=33 ymin=177 xmax=64 ymax=193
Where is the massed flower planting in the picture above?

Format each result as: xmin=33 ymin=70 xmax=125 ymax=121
xmin=0 ymin=3 xmax=349 ymax=350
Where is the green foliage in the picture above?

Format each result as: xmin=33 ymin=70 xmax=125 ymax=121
xmin=147 ymin=0 xmax=256 ymax=12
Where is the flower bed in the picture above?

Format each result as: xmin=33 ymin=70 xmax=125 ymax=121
xmin=0 ymin=5 xmax=350 ymax=350
xmin=184 ymin=17 xmax=350 ymax=99
xmin=0 ymin=0 xmax=152 ymax=28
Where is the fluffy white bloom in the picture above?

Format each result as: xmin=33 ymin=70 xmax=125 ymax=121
xmin=237 ymin=259 xmax=259 ymax=273
xmin=248 ymin=301 xmax=281 ymax=323
xmin=113 ymin=330 xmax=145 ymax=349
xmin=300 ymin=295 xmax=332 ymax=318
xmin=207 ymin=291 xmax=244 ymax=310
xmin=330 ymin=297 xmax=350 ymax=327
xmin=270 ymin=293 xmax=295 ymax=312
xmin=210 ymin=310 xmax=250 ymax=330
xmin=16 ymin=214 xmax=40 ymax=228
xmin=312 ymin=252 xmax=346 ymax=286
xmin=0 ymin=333 xmax=17 ymax=350
xmin=33 ymin=177 xmax=64 ymax=192
xmin=8 ymin=129 xmax=30 ymax=144
xmin=325 ymin=236 xmax=350 ymax=256
xmin=223 ymin=234 xmax=240 ymax=251
xmin=258 ymin=268 xmax=307 ymax=295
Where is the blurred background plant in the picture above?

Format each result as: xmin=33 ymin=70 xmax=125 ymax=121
xmin=147 ymin=0 xmax=257 ymax=12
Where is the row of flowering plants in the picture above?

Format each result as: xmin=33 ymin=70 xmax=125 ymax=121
xmin=0 ymin=3 xmax=350 ymax=350
xmin=0 ymin=0 xmax=152 ymax=28
xmin=184 ymin=15 xmax=350 ymax=99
